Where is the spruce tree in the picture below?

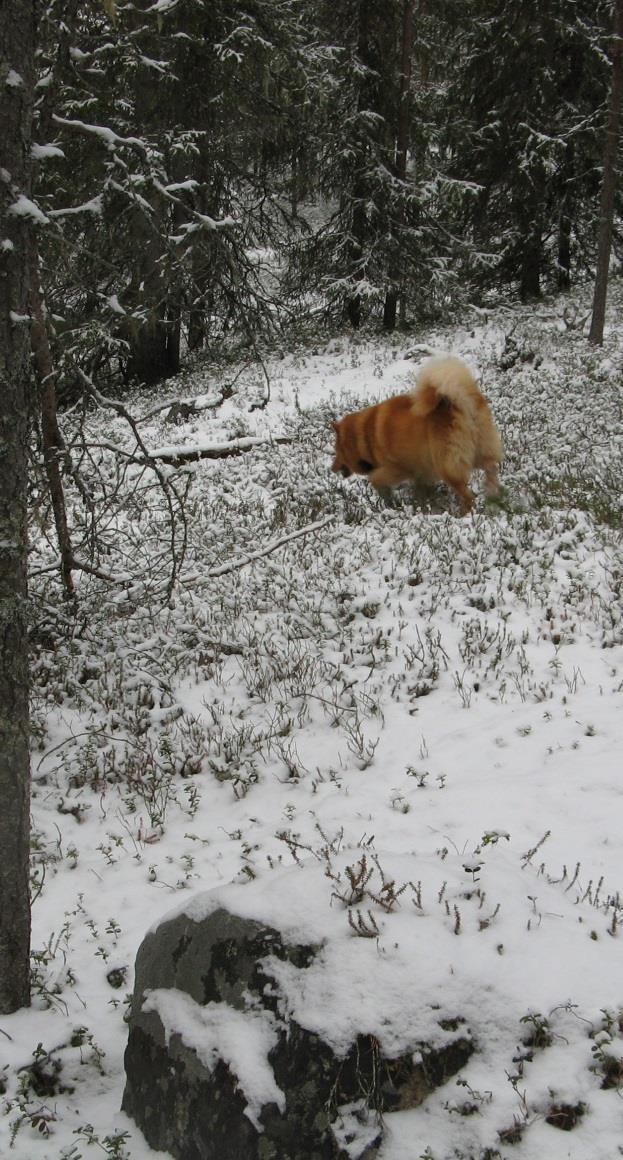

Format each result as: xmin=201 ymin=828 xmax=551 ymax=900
xmin=446 ymin=0 xmax=611 ymax=299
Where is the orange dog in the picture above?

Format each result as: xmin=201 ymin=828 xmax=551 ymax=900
xmin=331 ymin=355 xmax=502 ymax=514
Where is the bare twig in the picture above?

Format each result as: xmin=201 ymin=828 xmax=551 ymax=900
xmin=77 ymin=369 xmax=189 ymax=599
xmin=205 ymin=517 xmax=334 ymax=578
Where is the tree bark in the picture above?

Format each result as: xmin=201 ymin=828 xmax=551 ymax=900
xmin=344 ymin=0 xmax=376 ymax=329
xmin=28 ymin=239 xmax=75 ymax=597
xmin=519 ymin=221 xmax=542 ymax=301
xmin=383 ymin=0 xmax=415 ymax=331
xmin=589 ymin=0 xmax=623 ymax=344
xmin=556 ymin=142 xmax=574 ymax=291
xmin=557 ymin=205 xmax=572 ymax=290
xmin=0 ymin=0 xmax=36 ymax=1013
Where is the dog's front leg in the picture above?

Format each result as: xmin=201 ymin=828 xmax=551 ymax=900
xmin=368 ymin=465 xmax=406 ymax=491
xmin=482 ymin=460 xmax=500 ymax=496
xmin=446 ymin=478 xmax=475 ymax=515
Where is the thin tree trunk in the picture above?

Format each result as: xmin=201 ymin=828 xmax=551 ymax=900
xmin=519 ymin=223 xmax=542 ymax=301
xmin=0 ymin=0 xmax=36 ymax=1014
xmin=589 ymin=0 xmax=623 ymax=344
xmin=122 ymin=203 xmax=181 ymax=384
xmin=556 ymin=143 xmax=574 ymax=291
xmin=384 ymin=0 xmax=415 ymax=331
xmin=345 ymin=0 xmax=375 ymax=329
xmin=28 ymin=240 xmax=75 ymax=598
xmin=345 ymin=206 xmax=364 ymax=329
xmin=557 ymin=204 xmax=572 ymax=290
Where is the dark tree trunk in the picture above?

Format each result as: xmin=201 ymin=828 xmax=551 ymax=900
xmin=383 ymin=0 xmax=415 ymax=331
xmin=589 ymin=0 xmax=623 ymax=345
xmin=344 ymin=0 xmax=376 ymax=329
xmin=345 ymin=287 xmax=363 ymax=329
xmin=557 ymin=206 xmax=572 ymax=290
xmin=28 ymin=239 xmax=75 ymax=598
xmin=556 ymin=144 xmax=574 ymax=291
xmin=0 ymin=0 xmax=36 ymax=1013
xmin=382 ymin=289 xmax=400 ymax=332
xmin=122 ymin=208 xmax=181 ymax=384
xmin=345 ymin=191 xmax=365 ymax=329
xmin=188 ymin=303 xmax=208 ymax=353
xmin=125 ymin=317 xmax=181 ymax=385
xmin=519 ymin=209 xmax=542 ymax=301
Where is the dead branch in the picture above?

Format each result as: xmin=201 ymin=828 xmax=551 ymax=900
xmin=138 ymin=380 xmax=237 ymax=424
xmin=205 ymin=516 xmax=334 ymax=578
xmin=123 ymin=434 xmax=293 ymax=466
xmin=77 ymin=369 xmax=189 ymax=599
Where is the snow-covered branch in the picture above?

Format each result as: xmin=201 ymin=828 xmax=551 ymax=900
xmin=205 ymin=517 xmax=335 ymax=578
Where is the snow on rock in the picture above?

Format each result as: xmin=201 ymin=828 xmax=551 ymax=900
xmin=124 ymin=888 xmax=474 ymax=1158
xmin=150 ymin=849 xmax=623 ymax=1064
xmin=141 ymin=989 xmax=285 ymax=1129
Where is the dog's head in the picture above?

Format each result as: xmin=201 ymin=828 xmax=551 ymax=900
xmin=330 ymin=419 xmax=352 ymax=478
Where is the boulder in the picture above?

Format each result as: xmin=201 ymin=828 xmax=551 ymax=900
xmin=122 ymin=894 xmax=474 ymax=1159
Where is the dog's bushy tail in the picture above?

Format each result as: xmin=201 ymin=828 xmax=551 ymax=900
xmin=410 ymin=355 xmax=477 ymax=417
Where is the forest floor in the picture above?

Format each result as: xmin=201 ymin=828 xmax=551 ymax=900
xmin=2 ymin=283 xmax=623 ymax=1160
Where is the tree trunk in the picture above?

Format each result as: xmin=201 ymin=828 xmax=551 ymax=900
xmin=123 ymin=211 xmax=181 ymax=384
xmin=557 ymin=205 xmax=572 ymax=290
xmin=28 ymin=239 xmax=75 ymax=598
xmin=383 ymin=0 xmax=415 ymax=331
xmin=519 ymin=203 xmax=542 ymax=301
xmin=589 ymin=0 xmax=623 ymax=345
xmin=344 ymin=188 xmax=365 ymax=329
xmin=344 ymin=0 xmax=376 ymax=329
xmin=0 ymin=0 xmax=36 ymax=1013
xmin=125 ymin=316 xmax=181 ymax=384
xmin=556 ymin=143 xmax=574 ymax=291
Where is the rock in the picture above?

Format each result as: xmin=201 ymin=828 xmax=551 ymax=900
xmin=122 ymin=898 xmax=474 ymax=1160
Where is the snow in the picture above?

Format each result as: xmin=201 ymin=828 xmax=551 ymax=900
xmin=162 ymin=180 xmax=199 ymax=193
xmin=7 ymin=195 xmax=49 ymax=225
xmin=147 ymin=0 xmax=180 ymax=12
xmin=170 ymin=211 xmax=237 ymax=238
xmin=31 ymin=143 xmax=66 ymax=160
xmin=2 ymin=285 xmax=623 ymax=1159
xmin=48 ymin=196 xmax=103 ymax=217
xmin=142 ymin=989 xmax=285 ymax=1129
xmin=105 ymin=294 xmax=127 ymax=315
xmin=157 ymin=855 xmax=623 ymax=1059
xmin=5 ymin=70 xmax=24 ymax=87
xmin=51 ymin=115 xmax=149 ymax=154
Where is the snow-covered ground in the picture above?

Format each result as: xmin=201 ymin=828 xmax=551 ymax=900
xmin=2 ymin=287 xmax=623 ymax=1159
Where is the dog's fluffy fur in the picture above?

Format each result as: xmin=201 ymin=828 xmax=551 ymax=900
xmin=331 ymin=355 xmax=502 ymax=513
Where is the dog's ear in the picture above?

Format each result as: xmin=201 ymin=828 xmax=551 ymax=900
xmin=331 ymin=419 xmax=338 ymax=431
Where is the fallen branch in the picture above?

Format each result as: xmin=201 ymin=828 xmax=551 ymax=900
xmin=206 ymin=516 xmax=334 ymax=578
xmin=138 ymin=380 xmax=237 ymax=424
xmin=133 ymin=434 xmax=293 ymax=466
xmin=163 ymin=389 xmax=233 ymax=424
